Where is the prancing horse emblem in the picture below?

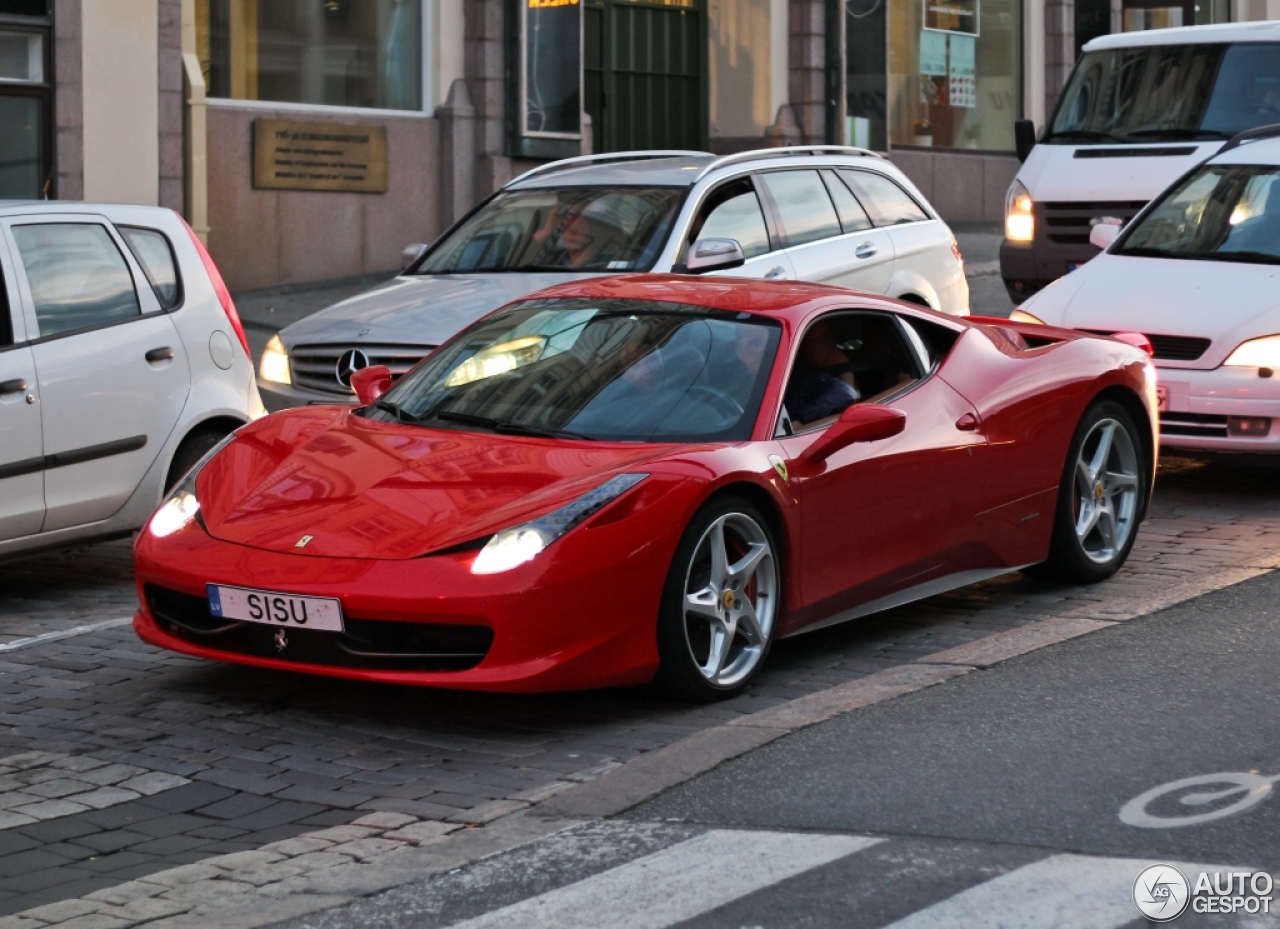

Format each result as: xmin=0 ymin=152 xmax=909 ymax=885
xmin=768 ymin=454 xmax=789 ymax=483
xmin=295 ymin=535 xmax=314 ymax=548
xmin=274 ymin=629 xmax=288 ymax=652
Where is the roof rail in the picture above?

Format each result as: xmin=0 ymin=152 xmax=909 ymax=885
xmin=1218 ymin=123 xmax=1280 ymax=154
xmin=506 ymin=150 xmax=712 ymax=188
xmin=694 ymin=145 xmax=883 ymax=181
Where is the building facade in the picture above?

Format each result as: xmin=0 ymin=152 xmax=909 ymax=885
xmin=2 ymin=0 xmax=1277 ymax=290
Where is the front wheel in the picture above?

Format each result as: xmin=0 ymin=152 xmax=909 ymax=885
xmin=1037 ymin=400 xmax=1146 ymax=583
xmin=654 ymin=496 xmax=779 ymax=701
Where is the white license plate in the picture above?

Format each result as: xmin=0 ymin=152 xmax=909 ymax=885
xmin=1156 ymin=385 xmax=1170 ymax=412
xmin=207 ymin=584 xmax=344 ymax=633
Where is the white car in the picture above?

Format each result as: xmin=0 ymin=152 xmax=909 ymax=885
xmin=0 ymin=203 xmax=265 ymax=559
xmin=258 ymin=146 xmax=969 ymax=410
xmin=1018 ymin=127 xmax=1280 ymax=455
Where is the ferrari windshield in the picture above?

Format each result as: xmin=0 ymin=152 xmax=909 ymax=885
xmin=367 ymin=298 xmax=781 ymax=442
xmin=1115 ymin=164 xmax=1280 ymax=265
xmin=416 ymin=187 xmax=684 ymax=274
xmin=1050 ymin=43 xmax=1280 ymax=143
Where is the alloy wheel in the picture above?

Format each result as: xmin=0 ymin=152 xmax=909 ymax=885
xmin=681 ymin=512 xmax=777 ymax=688
xmin=1072 ymin=417 xmax=1140 ymax=565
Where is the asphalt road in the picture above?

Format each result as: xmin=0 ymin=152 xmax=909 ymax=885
xmin=279 ymin=567 xmax=1280 ymax=929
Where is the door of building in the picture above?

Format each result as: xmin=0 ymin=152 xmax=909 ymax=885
xmin=584 ymin=0 xmax=706 ymax=153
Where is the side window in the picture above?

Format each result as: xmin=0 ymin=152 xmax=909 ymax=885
xmin=688 ymin=179 xmax=772 ymax=259
xmin=120 ymin=226 xmax=182 ymax=310
xmin=12 ymin=223 xmax=141 ymax=339
xmin=840 ymin=170 xmax=930 ymax=226
xmin=759 ymin=170 xmax=843 ymax=248
xmin=820 ymin=170 xmax=872 ymax=234
xmin=0 ymin=261 xmax=10 ymax=347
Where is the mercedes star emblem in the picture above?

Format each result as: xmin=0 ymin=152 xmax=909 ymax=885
xmin=336 ymin=348 xmax=370 ymax=388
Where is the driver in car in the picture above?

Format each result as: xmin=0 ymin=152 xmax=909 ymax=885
xmin=784 ymin=320 xmax=860 ymax=427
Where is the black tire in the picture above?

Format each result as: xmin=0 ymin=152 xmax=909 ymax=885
xmin=165 ymin=427 xmax=231 ymax=492
xmin=653 ymin=495 xmax=780 ymax=702
xmin=1035 ymin=399 xmax=1147 ymax=583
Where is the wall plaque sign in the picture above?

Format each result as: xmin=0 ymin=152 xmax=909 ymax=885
xmin=253 ymin=120 xmax=388 ymax=193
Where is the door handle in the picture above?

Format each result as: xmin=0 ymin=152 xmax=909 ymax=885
xmin=763 ymin=266 xmax=788 ymax=280
xmin=955 ymin=412 xmax=980 ymax=432
xmin=145 ymin=347 xmax=175 ymax=364
xmin=855 ymin=242 xmax=878 ymax=259
xmin=0 ymin=379 xmax=26 ymax=396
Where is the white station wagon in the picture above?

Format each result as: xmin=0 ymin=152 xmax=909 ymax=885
xmin=257 ymin=146 xmax=970 ymax=410
xmin=0 ymin=203 xmax=265 ymax=559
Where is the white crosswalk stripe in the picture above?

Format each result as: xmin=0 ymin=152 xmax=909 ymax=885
xmin=882 ymin=853 xmax=1247 ymax=929
xmin=444 ymin=828 xmax=881 ymax=929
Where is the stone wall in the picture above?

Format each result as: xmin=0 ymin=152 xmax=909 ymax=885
xmin=888 ymin=149 xmax=1018 ymax=224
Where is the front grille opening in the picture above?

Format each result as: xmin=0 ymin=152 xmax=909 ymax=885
xmin=145 ymin=584 xmax=492 ymax=672
xmin=289 ymin=343 xmax=436 ymax=396
xmin=1040 ymin=201 xmax=1148 ymax=246
xmin=1084 ymin=330 xmax=1211 ymax=362
xmin=1161 ymin=411 xmax=1229 ymax=438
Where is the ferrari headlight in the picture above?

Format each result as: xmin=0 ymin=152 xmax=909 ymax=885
xmin=259 ymin=334 xmax=291 ymax=385
xmin=1224 ymin=335 xmax=1280 ymax=368
xmin=149 ymin=432 xmax=238 ymax=538
xmin=471 ymin=473 xmax=647 ymax=574
xmin=1005 ymin=180 xmax=1034 ymax=243
xmin=1009 ymin=309 xmax=1045 ymax=325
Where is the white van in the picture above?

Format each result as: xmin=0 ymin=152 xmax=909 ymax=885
xmin=999 ymin=20 xmax=1280 ymax=303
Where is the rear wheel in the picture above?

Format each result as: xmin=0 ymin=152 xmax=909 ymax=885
xmin=1037 ymin=400 xmax=1145 ymax=583
xmin=654 ymin=496 xmax=779 ymax=701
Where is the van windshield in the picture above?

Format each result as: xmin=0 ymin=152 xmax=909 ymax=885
xmin=1049 ymin=43 xmax=1280 ymax=143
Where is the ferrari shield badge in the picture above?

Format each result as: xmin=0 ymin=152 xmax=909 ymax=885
xmin=768 ymin=455 xmax=789 ymax=483
xmin=295 ymin=535 xmax=314 ymax=549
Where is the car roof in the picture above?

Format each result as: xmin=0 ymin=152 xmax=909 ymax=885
xmin=508 ymin=274 xmax=967 ymax=329
xmin=1082 ymin=19 xmax=1280 ymax=51
xmin=0 ymin=200 xmax=180 ymax=220
xmin=504 ymin=147 xmax=891 ymax=191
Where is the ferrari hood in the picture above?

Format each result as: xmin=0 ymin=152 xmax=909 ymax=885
xmin=1055 ymin=254 xmax=1280 ymax=368
xmin=278 ymin=272 xmax=596 ymax=349
xmin=197 ymin=409 xmax=670 ymax=560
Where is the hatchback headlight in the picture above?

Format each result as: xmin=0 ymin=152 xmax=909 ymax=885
xmin=149 ymin=432 xmax=238 ymax=538
xmin=471 ymin=474 xmax=647 ymax=574
xmin=259 ymin=334 xmax=291 ymax=385
xmin=1224 ymin=335 xmax=1280 ymax=368
xmin=1005 ymin=180 xmax=1034 ymax=243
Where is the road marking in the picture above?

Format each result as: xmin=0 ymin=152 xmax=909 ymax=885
xmin=1121 ymin=770 xmax=1280 ymax=828
xmin=0 ymin=617 xmax=133 ymax=652
xmin=881 ymin=854 xmax=1237 ymax=929
xmin=444 ymin=829 xmax=880 ymax=929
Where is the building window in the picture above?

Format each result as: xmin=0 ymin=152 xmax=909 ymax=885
xmin=0 ymin=1 xmax=51 ymax=199
xmin=200 ymin=0 xmax=423 ymax=111
xmin=886 ymin=0 xmax=1020 ymax=151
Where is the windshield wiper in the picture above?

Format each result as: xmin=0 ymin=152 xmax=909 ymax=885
xmin=1209 ymin=250 xmax=1280 ymax=266
xmin=431 ymin=410 xmax=595 ymax=440
xmin=1123 ymin=128 xmax=1232 ymax=141
xmin=371 ymin=398 xmax=422 ymax=424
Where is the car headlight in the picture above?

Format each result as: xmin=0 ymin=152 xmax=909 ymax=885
xmin=259 ymin=334 xmax=291 ymax=385
xmin=1009 ymin=309 xmax=1045 ymax=324
xmin=1005 ymin=180 xmax=1034 ymax=243
xmin=149 ymin=432 xmax=238 ymax=538
xmin=471 ymin=473 xmax=647 ymax=574
xmin=1224 ymin=335 xmax=1280 ymax=368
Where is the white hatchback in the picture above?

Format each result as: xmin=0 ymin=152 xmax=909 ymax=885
xmin=1019 ymin=129 xmax=1280 ymax=455
xmin=0 ymin=202 xmax=265 ymax=559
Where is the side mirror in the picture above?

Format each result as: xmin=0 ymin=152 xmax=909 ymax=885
xmin=401 ymin=243 xmax=427 ymax=271
xmin=685 ymin=238 xmax=745 ymax=274
xmin=351 ymin=365 xmax=393 ymax=406
xmin=1089 ymin=222 xmax=1120 ymax=250
xmin=802 ymin=405 xmax=906 ymax=463
xmin=1014 ymin=119 xmax=1036 ymax=163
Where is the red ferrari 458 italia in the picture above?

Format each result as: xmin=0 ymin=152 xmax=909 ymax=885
xmin=134 ymin=275 xmax=1157 ymax=699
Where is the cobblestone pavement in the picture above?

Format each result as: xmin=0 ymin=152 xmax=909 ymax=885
xmin=0 ymin=456 xmax=1277 ymax=923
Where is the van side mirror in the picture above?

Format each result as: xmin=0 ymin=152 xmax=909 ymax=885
xmin=801 ymin=405 xmax=906 ymax=464
xmin=685 ymin=238 xmax=746 ymax=274
xmin=351 ymin=365 xmax=393 ymax=406
xmin=402 ymin=243 xmax=427 ymax=271
xmin=1089 ymin=223 xmax=1120 ymax=250
xmin=1015 ymin=119 xmax=1036 ymax=163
